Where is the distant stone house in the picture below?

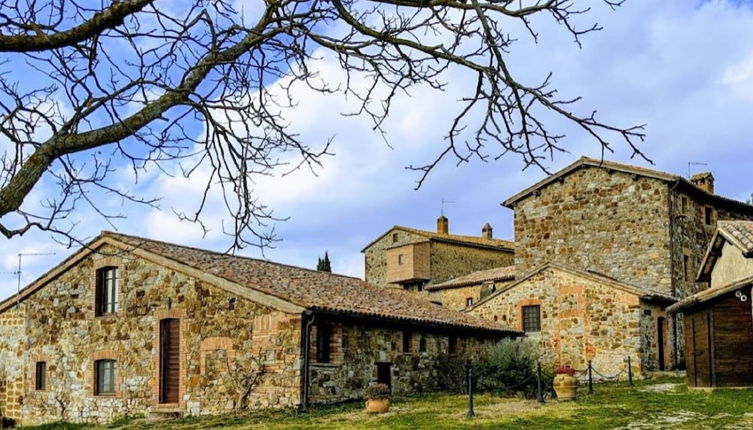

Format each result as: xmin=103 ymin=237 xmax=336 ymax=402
xmin=426 ymin=266 xmax=517 ymax=311
xmin=468 ymin=264 xmax=676 ymax=377
xmin=0 ymin=232 xmax=518 ymax=426
xmin=668 ymin=221 xmax=753 ymax=388
xmin=498 ymin=157 xmax=753 ymax=369
xmin=362 ymin=216 xmax=514 ymax=292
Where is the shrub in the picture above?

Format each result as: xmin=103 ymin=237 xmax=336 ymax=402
xmin=364 ymin=383 xmax=391 ymax=400
xmin=554 ymin=366 xmax=576 ymax=376
xmin=433 ymin=353 xmax=470 ymax=393
xmin=473 ymin=339 xmax=552 ymax=399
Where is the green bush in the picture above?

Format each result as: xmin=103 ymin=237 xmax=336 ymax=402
xmin=434 ymin=352 xmax=470 ymax=394
xmin=364 ymin=383 xmax=392 ymax=400
xmin=474 ymin=339 xmax=552 ymax=399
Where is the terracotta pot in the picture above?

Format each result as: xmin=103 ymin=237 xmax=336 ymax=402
xmin=365 ymin=398 xmax=390 ymax=413
xmin=553 ymin=374 xmax=578 ymax=400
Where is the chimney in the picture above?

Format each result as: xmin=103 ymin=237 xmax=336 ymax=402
xmin=482 ymin=223 xmax=493 ymax=239
xmin=691 ymin=172 xmax=715 ymax=194
xmin=437 ymin=215 xmax=449 ymax=235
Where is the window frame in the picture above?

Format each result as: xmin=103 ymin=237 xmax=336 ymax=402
xmin=683 ymin=254 xmax=691 ymax=282
xmin=35 ymin=361 xmax=47 ymax=391
xmin=402 ymin=330 xmax=412 ymax=354
xmin=94 ymin=359 xmax=117 ymax=396
xmin=316 ymin=324 xmax=332 ymax=363
xmin=419 ymin=336 xmax=427 ymax=353
xmin=465 ymin=297 xmax=473 ymax=307
xmin=448 ymin=336 xmax=458 ymax=354
xmin=704 ymin=207 xmax=713 ymax=226
xmin=522 ymin=305 xmax=542 ymax=333
xmin=95 ymin=266 xmax=119 ymax=317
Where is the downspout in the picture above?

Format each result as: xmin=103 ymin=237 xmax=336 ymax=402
xmin=299 ymin=310 xmax=315 ymax=411
xmin=669 ymin=179 xmax=680 ymax=369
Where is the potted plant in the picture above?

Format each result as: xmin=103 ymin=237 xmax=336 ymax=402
xmin=553 ymin=365 xmax=577 ymax=400
xmin=364 ymin=383 xmax=391 ymax=413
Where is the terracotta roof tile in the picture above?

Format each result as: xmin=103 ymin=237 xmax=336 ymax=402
xmin=362 ymin=226 xmax=514 ymax=252
xmin=104 ymin=232 xmax=517 ymax=333
xmin=718 ymin=221 xmax=753 ymax=255
xmin=428 ymin=266 xmax=517 ymax=291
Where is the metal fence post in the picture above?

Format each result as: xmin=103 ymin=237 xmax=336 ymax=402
xmin=537 ymin=361 xmax=545 ymax=404
xmin=466 ymin=360 xmax=475 ymax=418
xmin=588 ymin=360 xmax=594 ymax=394
xmin=627 ymin=356 xmax=634 ymax=386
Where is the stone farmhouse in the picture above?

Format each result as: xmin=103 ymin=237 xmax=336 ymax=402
xmin=0 ymin=232 xmax=518 ymax=426
xmin=362 ymin=217 xmax=514 ymax=293
xmin=443 ymin=157 xmax=753 ymax=377
xmin=668 ymin=221 xmax=753 ymax=388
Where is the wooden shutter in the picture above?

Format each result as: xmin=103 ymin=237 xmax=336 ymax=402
xmin=159 ymin=319 xmax=181 ymax=404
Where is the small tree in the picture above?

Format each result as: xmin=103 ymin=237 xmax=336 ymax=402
xmin=317 ymin=252 xmax=332 ymax=273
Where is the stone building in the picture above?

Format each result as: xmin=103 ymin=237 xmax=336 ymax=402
xmin=363 ymin=216 xmax=514 ymax=291
xmin=426 ymin=266 xmax=517 ymax=311
xmin=0 ymin=232 xmax=518 ymax=426
xmin=496 ymin=157 xmax=753 ymax=369
xmin=668 ymin=221 xmax=753 ymax=387
xmin=469 ymin=264 xmax=676 ymax=377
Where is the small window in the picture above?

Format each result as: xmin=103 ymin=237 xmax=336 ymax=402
xmin=316 ymin=324 xmax=331 ymax=363
xmin=95 ymin=360 xmax=116 ymax=396
xmin=419 ymin=336 xmax=427 ymax=353
xmin=417 ymin=283 xmax=424 ymax=292
xmin=95 ymin=267 xmax=119 ymax=316
xmin=35 ymin=362 xmax=47 ymax=391
xmin=402 ymin=330 xmax=412 ymax=354
xmin=493 ymin=315 xmax=498 ymax=322
xmin=705 ymin=207 xmax=713 ymax=226
xmin=522 ymin=305 xmax=541 ymax=333
xmin=392 ymin=233 xmax=398 ymax=243
xmin=398 ymin=254 xmax=404 ymax=265
xmin=448 ymin=336 xmax=458 ymax=354
xmin=681 ymin=196 xmax=688 ymax=214
xmin=466 ymin=297 xmax=473 ymax=307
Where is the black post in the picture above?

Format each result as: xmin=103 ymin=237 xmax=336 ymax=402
xmin=466 ymin=360 xmax=475 ymax=418
xmin=627 ymin=356 xmax=634 ymax=386
xmin=588 ymin=360 xmax=594 ymax=394
xmin=537 ymin=361 xmax=545 ymax=404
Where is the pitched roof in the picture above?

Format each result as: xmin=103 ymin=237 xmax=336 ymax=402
xmin=428 ymin=266 xmax=517 ymax=291
xmin=502 ymin=157 xmax=753 ymax=213
xmin=667 ymin=275 xmax=753 ymax=314
xmin=362 ymin=226 xmax=514 ymax=253
xmin=697 ymin=221 xmax=753 ymax=282
xmin=468 ymin=263 xmax=676 ymax=311
xmin=0 ymin=232 xmax=518 ymax=334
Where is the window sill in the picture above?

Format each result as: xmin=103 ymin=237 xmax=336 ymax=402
xmin=95 ymin=313 xmax=119 ymax=320
xmin=310 ymin=362 xmax=341 ymax=368
xmin=93 ymin=394 xmax=118 ymax=399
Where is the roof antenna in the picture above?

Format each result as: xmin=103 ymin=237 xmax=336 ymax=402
xmin=15 ymin=252 xmax=56 ymax=309
xmin=688 ymin=162 xmax=708 ymax=179
xmin=441 ymin=199 xmax=456 ymax=216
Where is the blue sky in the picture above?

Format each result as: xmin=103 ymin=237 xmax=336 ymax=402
xmin=1 ymin=0 xmax=753 ymax=301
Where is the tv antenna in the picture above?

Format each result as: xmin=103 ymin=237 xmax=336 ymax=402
xmin=12 ymin=252 xmax=56 ymax=309
xmin=441 ymin=199 xmax=456 ymax=216
xmin=688 ymin=162 xmax=709 ymax=179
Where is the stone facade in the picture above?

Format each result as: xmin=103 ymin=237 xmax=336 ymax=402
xmin=364 ymin=223 xmax=514 ymax=291
xmin=469 ymin=266 xmax=671 ymax=378
xmin=0 ymin=233 xmax=515 ymax=426
xmin=0 ymin=245 xmax=301 ymax=425
xmin=429 ymin=280 xmax=514 ymax=311
xmin=307 ymin=319 xmax=490 ymax=403
xmin=505 ymin=160 xmax=753 ymax=368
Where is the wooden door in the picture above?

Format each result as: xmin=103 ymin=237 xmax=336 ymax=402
xmin=690 ymin=312 xmax=712 ymax=387
xmin=657 ymin=317 xmax=666 ymax=371
xmin=159 ymin=318 xmax=181 ymax=404
xmin=376 ymin=362 xmax=392 ymax=390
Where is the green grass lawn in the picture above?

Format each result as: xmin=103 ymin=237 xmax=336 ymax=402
xmin=22 ymin=378 xmax=753 ymax=430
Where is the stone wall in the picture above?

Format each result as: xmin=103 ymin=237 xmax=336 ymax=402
xmin=307 ymin=319 xmax=491 ymax=403
xmin=0 ymin=307 xmax=26 ymax=422
xmin=511 ymin=167 xmax=674 ymax=294
xmin=0 ymin=245 xmax=301 ymax=426
xmin=429 ymin=280 xmax=514 ymax=311
xmin=429 ymin=242 xmax=513 ymax=286
xmin=364 ymin=230 xmax=426 ymax=287
xmin=469 ymin=267 xmax=655 ymax=378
